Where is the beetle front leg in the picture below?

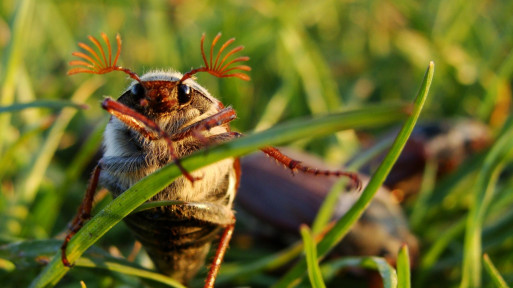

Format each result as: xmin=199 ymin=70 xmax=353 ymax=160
xmin=171 ymin=107 xmax=237 ymax=145
xmin=101 ymin=98 xmax=200 ymax=182
xmin=61 ymin=164 xmax=101 ymax=267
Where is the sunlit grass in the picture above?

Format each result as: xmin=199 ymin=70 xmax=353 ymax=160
xmin=1 ymin=0 xmax=512 ymax=287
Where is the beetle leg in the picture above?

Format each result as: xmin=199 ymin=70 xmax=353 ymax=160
xmin=61 ymin=164 xmax=101 ymax=267
xmin=201 ymin=130 xmax=360 ymax=191
xmin=261 ymin=147 xmax=362 ymax=191
xmin=102 ymin=98 xmax=200 ymax=182
xmin=171 ymin=107 xmax=237 ymax=143
xmin=199 ymin=131 xmax=241 ymax=146
xmin=204 ymin=219 xmax=236 ymax=288
xmin=199 ymin=130 xmax=361 ymax=190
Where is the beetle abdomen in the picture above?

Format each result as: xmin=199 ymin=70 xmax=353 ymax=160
xmin=125 ymin=207 xmax=222 ymax=284
xmin=99 ymin=155 xmax=238 ymax=284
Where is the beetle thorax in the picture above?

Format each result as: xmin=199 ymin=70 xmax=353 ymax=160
xmin=100 ymin=71 xmax=236 ymax=204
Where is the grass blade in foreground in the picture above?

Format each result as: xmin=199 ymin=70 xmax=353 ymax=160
xmin=300 ymin=225 xmax=326 ymax=288
xmin=74 ymin=257 xmax=186 ymax=288
xmin=2 ymin=79 xmax=103 ymax=238
xmin=30 ymin=103 xmax=407 ymax=288
xmin=311 ymin=136 xmax=396 ymax=235
xmin=0 ymin=0 xmax=35 ymax=155
xmin=461 ymin=119 xmax=513 ymax=288
xmin=0 ymin=239 xmax=185 ymax=288
xmin=273 ymin=61 xmax=434 ymax=287
xmin=483 ymin=254 xmax=510 ymax=288
xmin=0 ymin=118 xmax=53 ymax=180
xmin=0 ymin=78 xmax=103 ymax=238
xmin=397 ymin=244 xmax=411 ymax=288
xmin=311 ymin=179 xmax=348 ymax=235
xmin=0 ymin=100 xmax=87 ymax=113
xmin=320 ymin=257 xmax=397 ymax=288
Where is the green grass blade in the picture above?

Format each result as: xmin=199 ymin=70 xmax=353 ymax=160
xmin=483 ymin=254 xmax=510 ymax=288
xmin=216 ymin=241 xmax=304 ymax=285
xmin=29 ymin=103 xmax=408 ymax=288
xmin=0 ymin=100 xmax=87 ymax=113
xmin=62 ymin=119 xmax=106 ymax=188
xmin=410 ymin=159 xmax=438 ymax=230
xmin=254 ymin=72 xmax=297 ymax=132
xmin=279 ymin=26 xmax=331 ymax=114
xmin=133 ymin=200 xmax=187 ymax=213
xmin=353 ymin=257 xmax=398 ymax=288
xmin=347 ymin=136 xmax=395 ymax=171
xmin=0 ymin=0 xmax=35 ymax=155
xmin=310 ymin=128 xmax=386 ymax=236
xmin=0 ymin=118 xmax=53 ymax=180
xmin=217 ymin=130 xmax=393 ymax=284
xmin=0 ymin=239 xmax=185 ymax=287
xmin=74 ymin=257 xmax=186 ymax=288
xmin=0 ymin=258 xmax=16 ymax=272
xmin=312 ymin=63 xmax=433 ymax=257
xmin=273 ymin=61 xmax=434 ymax=287
xmin=31 ymin=119 xmax=107 ymax=236
xmin=0 ymin=78 xmax=104 ymax=237
xmin=0 ymin=239 xmax=73 ymax=269
xmin=461 ymin=120 xmax=513 ymax=288
xmin=397 ymin=244 xmax=411 ymax=288
xmin=311 ymin=178 xmax=348 ymax=235
xmin=320 ymin=257 xmax=397 ymax=288
xmin=17 ymin=78 xmax=103 ymax=205
xmin=279 ymin=25 xmax=358 ymax=159
xmin=418 ymin=219 xmax=466 ymax=285
xmin=427 ymin=152 xmax=488 ymax=207
xmin=478 ymin=48 xmax=513 ymax=119
xmin=300 ymin=225 xmax=326 ymax=288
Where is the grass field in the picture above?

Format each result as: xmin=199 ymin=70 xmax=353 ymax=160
xmin=0 ymin=0 xmax=512 ymax=287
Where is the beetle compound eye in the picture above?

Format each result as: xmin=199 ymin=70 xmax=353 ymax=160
xmin=177 ymin=84 xmax=192 ymax=105
xmin=131 ymin=83 xmax=145 ymax=99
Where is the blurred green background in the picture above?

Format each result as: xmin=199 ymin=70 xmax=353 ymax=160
xmin=0 ymin=0 xmax=512 ymax=287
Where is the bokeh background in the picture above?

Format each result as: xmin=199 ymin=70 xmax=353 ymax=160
xmin=0 ymin=0 xmax=512 ymax=287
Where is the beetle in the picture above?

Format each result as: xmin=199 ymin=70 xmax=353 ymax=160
xmin=60 ymin=33 xmax=361 ymax=287
xmin=234 ymin=120 xmax=490 ymax=279
xmin=358 ymin=119 xmax=491 ymax=199
xmin=237 ymin=149 xmax=419 ymax=266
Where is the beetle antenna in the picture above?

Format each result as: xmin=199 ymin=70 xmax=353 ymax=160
xmin=180 ymin=33 xmax=251 ymax=83
xmin=68 ymin=33 xmax=143 ymax=84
